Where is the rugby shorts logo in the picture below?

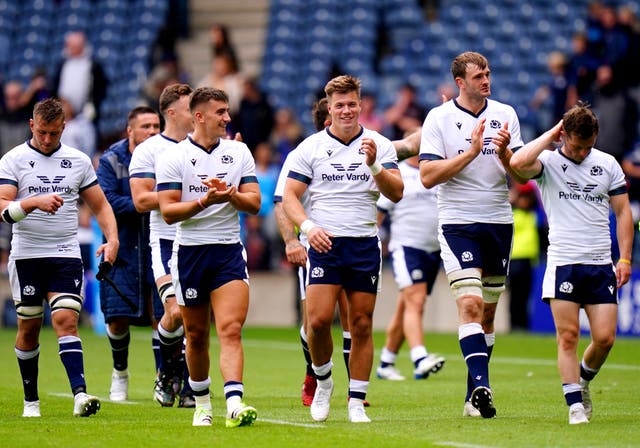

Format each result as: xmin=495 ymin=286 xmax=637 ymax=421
xmin=23 ymin=285 xmax=36 ymax=295
xmin=608 ymin=285 xmax=614 ymax=295
xmin=411 ymin=269 xmax=424 ymax=280
xmin=461 ymin=251 xmax=474 ymax=262
xmin=311 ymin=267 xmax=324 ymax=278
xmin=185 ymin=288 xmax=198 ymax=299
xmin=559 ymin=281 xmax=573 ymax=294
xmin=370 ymin=275 xmax=377 ymax=285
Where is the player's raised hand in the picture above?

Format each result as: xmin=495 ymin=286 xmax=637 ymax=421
xmin=361 ymin=137 xmax=378 ymax=166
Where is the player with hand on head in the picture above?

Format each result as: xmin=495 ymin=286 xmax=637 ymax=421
xmin=510 ymin=102 xmax=633 ymax=424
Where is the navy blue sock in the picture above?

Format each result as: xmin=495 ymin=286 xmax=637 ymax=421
xmin=343 ymin=335 xmax=351 ymax=378
xmin=460 ymin=333 xmax=490 ymax=391
xmin=107 ymin=330 xmax=130 ymax=371
xmin=59 ymin=336 xmax=86 ymax=394
xmin=300 ymin=333 xmax=314 ymax=376
xmin=16 ymin=346 xmax=39 ymax=401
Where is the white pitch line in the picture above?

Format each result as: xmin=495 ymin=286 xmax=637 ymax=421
xmin=435 ymin=442 xmax=496 ymax=448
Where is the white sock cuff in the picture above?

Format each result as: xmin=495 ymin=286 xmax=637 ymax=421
xmin=312 ymin=360 xmax=333 ymax=377
xmin=342 ymin=330 xmax=351 ymax=339
xmin=106 ymin=326 xmax=129 ymax=340
xmin=189 ymin=376 xmax=211 ymax=392
xmin=158 ymin=322 xmax=184 ymax=339
xmin=410 ymin=345 xmax=428 ymax=363
xmin=458 ymin=322 xmax=483 ymax=340
xmin=380 ymin=347 xmax=398 ymax=364
xmin=348 ymin=379 xmax=369 ymax=394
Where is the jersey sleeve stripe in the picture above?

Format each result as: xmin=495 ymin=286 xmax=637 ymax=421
xmin=382 ymin=162 xmax=399 ymax=170
xmin=609 ymin=185 xmax=628 ymax=196
xmin=157 ymin=182 xmax=182 ymax=191
xmin=79 ymin=179 xmax=99 ymax=192
xmin=287 ymin=171 xmax=311 ymax=184
xmin=239 ymin=175 xmax=258 ymax=185
xmin=130 ymin=172 xmax=155 ymax=179
xmin=419 ymin=153 xmax=442 ymax=162
xmin=0 ymin=178 xmax=18 ymax=187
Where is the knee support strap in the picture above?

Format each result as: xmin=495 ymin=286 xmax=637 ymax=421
xmin=49 ymin=293 xmax=83 ymax=315
xmin=15 ymin=302 xmax=44 ymax=320
xmin=482 ymin=276 xmax=506 ymax=304
xmin=158 ymin=281 xmax=176 ymax=304
xmin=447 ymin=268 xmax=483 ymax=299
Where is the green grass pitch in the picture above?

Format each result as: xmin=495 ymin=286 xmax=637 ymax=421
xmin=0 ymin=326 xmax=638 ymax=447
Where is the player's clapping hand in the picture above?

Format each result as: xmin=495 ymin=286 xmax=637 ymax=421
xmin=493 ymin=122 xmax=511 ymax=156
xmin=361 ymin=137 xmax=377 ymax=166
xmin=201 ymin=177 xmax=227 ymax=190
xmin=468 ymin=118 xmax=485 ymax=156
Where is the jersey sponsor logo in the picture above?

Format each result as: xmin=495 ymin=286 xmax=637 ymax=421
xmin=590 ymin=165 xmax=603 ymax=176
xmin=322 ymin=163 xmax=370 ymax=182
xmin=311 ymin=267 xmax=324 ymax=278
xmin=22 ymin=285 xmax=36 ymax=296
xmin=559 ymin=182 xmax=603 ymax=203
xmin=461 ymin=251 xmax=473 ymax=262
xmin=60 ymin=159 xmax=72 ymax=168
xmin=29 ymin=175 xmax=72 ymax=194
xmin=331 ymin=162 xmax=361 ymax=172
xmin=37 ymin=175 xmax=65 ymax=184
xmin=559 ymin=281 xmax=573 ymax=294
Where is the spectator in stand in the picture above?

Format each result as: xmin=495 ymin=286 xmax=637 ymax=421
xmin=51 ymin=31 xmax=108 ymax=133
xmin=0 ymin=73 xmax=50 ymax=157
xmin=384 ymin=82 xmax=426 ymax=141
xmin=359 ymin=92 xmax=385 ymax=133
xmin=197 ymin=52 xmax=244 ymax=117
xmin=232 ymin=78 xmax=275 ymax=152
xmin=60 ymin=98 xmax=97 ymax=159
xmin=591 ymin=65 xmax=638 ymax=163
xmin=209 ymin=23 xmax=240 ymax=73
xmin=271 ymin=107 xmax=304 ymax=164
xmin=566 ymin=32 xmax=601 ymax=106
xmin=530 ymin=51 xmax=572 ymax=134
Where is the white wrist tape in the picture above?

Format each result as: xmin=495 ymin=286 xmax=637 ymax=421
xmin=300 ymin=219 xmax=316 ymax=235
xmin=2 ymin=201 xmax=27 ymax=224
xmin=368 ymin=161 xmax=383 ymax=176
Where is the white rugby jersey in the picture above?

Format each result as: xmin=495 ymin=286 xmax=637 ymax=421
xmin=536 ymin=147 xmax=626 ymax=264
xmin=377 ymin=161 xmax=440 ymax=253
xmin=0 ymin=141 xmax=97 ymax=259
xmin=129 ymin=133 xmax=179 ymax=241
xmin=286 ymin=127 xmax=399 ymax=237
xmin=420 ymin=98 xmax=523 ymax=224
xmin=156 ymin=136 xmax=257 ymax=246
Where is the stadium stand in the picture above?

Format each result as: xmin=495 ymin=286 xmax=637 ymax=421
xmin=0 ymin=0 xmax=168 ymax=144
xmin=259 ymin=0 xmax=637 ymax=138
